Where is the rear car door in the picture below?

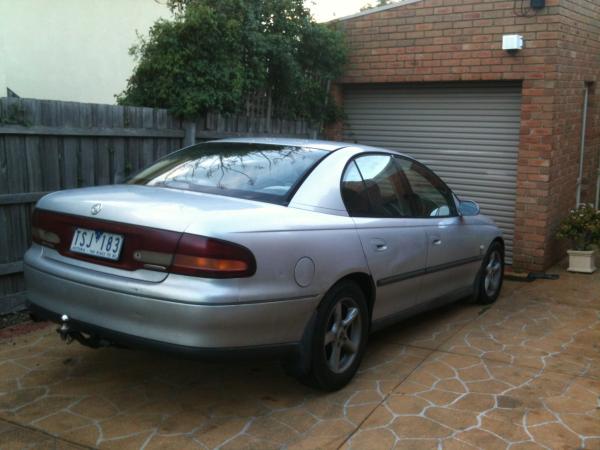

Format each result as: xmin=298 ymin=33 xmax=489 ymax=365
xmin=341 ymin=154 xmax=428 ymax=322
xmin=394 ymin=156 xmax=483 ymax=302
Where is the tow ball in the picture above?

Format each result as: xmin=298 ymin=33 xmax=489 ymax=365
xmin=55 ymin=314 xmax=110 ymax=349
xmin=57 ymin=314 xmax=73 ymax=344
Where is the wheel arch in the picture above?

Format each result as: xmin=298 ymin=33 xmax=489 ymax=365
xmin=288 ymin=271 xmax=375 ymax=382
xmin=491 ymin=236 xmax=505 ymax=257
xmin=326 ymin=272 xmax=376 ymax=322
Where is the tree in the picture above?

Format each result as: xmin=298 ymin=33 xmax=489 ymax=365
xmin=117 ymin=0 xmax=347 ymax=124
xmin=360 ymin=0 xmax=394 ymax=12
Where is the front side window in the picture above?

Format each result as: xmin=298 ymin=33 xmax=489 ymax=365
xmin=341 ymin=153 xmax=456 ymax=218
xmin=341 ymin=155 xmax=413 ymax=218
xmin=128 ymin=143 xmax=327 ymax=204
xmin=395 ymin=157 xmax=455 ymax=217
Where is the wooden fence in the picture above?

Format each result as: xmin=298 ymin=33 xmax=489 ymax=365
xmin=0 ymin=97 xmax=317 ymax=313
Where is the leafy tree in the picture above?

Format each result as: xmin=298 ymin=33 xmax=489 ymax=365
xmin=117 ymin=0 xmax=347 ymax=124
xmin=360 ymin=0 xmax=394 ymax=12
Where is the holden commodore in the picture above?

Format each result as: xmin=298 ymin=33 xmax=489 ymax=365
xmin=24 ymin=138 xmax=504 ymax=390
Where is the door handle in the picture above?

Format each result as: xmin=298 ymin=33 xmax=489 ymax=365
xmin=432 ymin=238 xmax=442 ymax=246
xmin=371 ymin=238 xmax=388 ymax=252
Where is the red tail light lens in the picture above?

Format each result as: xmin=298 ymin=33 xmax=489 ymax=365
xmin=31 ymin=210 xmax=61 ymax=247
xmin=172 ymin=234 xmax=256 ymax=278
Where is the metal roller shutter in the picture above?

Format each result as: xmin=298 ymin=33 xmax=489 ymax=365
xmin=343 ymin=83 xmax=521 ymax=263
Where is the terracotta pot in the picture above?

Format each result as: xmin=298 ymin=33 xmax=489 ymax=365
xmin=567 ymin=249 xmax=597 ymax=273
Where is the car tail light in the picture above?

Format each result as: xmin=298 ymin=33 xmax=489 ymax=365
xmin=171 ymin=234 xmax=256 ymax=278
xmin=31 ymin=209 xmax=61 ymax=248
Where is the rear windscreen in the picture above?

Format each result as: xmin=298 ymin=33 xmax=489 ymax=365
xmin=128 ymin=143 xmax=328 ymax=204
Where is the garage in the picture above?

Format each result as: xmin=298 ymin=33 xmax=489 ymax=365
xmin=342 ymin=82 xmax=522 ymax=262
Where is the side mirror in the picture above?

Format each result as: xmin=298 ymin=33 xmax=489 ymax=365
xmin=459 ymin=199 xmax=480 ymax=216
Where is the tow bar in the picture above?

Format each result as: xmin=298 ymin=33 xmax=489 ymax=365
xmin=56 ymin=314 xmax=111 ymax=349
xmin=57 ymin=314 xmax=73 ymax=343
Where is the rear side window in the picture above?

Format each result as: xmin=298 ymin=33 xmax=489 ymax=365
xmin=341 ymin=161 xmax=372 ymax=217
xmin=128 ymin=143 xmax=327 ymax=204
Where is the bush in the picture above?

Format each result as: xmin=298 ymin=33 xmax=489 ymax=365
xmin=556 ymin=204 xmax=600 ymax=251
xmin=117 ymin=0 xmax=347 ymax=124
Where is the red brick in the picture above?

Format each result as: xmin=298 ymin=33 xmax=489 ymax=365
xmin=434 ymin=6 xmax=453 ymax=14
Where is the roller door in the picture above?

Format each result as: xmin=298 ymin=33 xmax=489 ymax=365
xmin=342 ymin=83 xmax=521 ymax=262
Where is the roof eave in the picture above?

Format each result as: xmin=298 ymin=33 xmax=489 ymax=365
xmin=326 ymin=0 xmax=422 ymax=24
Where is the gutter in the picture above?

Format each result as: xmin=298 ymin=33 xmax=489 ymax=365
xmin=327 ymin=0 xmax=422 ymax=23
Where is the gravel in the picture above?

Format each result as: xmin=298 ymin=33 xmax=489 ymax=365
xmin=0 ymin=310 xmax=50 ymax=340
xmin=0 ymin=311 xmax=32 ymax=330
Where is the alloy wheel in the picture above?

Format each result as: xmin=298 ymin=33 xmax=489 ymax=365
xmin=484 ymin=250 xmax=503 ymax=297
xmin=324 ymin=297 xmax=362 ymax=374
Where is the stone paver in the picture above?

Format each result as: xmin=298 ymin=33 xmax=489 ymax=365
xmin=1 ymin=262 xmax=599 ymax=449
xmin=441 ymin=292 xmax=600 ymax=379
xmin=0 ymin=327 xmax=429 ymax=449
xmin=0 ymin=417 xmax=87 ymax=449
xmin=343 ymin=352 xmax=600 ymax=449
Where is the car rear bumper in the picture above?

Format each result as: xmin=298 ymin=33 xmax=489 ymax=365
xmin=24 ymin=255 xmax=319 ymax=351
xmin=27 ymin=302 xmax=301 ymax=359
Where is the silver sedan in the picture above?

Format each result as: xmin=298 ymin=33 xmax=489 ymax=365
xmin=24 ymin=138 xmax=504 ymax=390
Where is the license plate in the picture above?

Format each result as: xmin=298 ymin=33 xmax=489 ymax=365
xmin=70 ymin=228 xmax=124 ymax=261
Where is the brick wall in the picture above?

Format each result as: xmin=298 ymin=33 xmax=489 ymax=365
xmin=329 ymin=0 xmax=600 ymax=271
xmin=546 ymin=0 xmax=600 ymax=262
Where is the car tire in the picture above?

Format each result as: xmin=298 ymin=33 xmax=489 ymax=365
xmin=286 ymin=280 xmax=369 ymax=391
xmin=473 ymin=241 xmax=504 ymax=305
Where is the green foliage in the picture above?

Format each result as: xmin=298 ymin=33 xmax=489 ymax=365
xmin=556 ymin=204 xmax=600 ymax=251
xmin=117 ymin=0 xmax=347 ymax=124
xmin=360 ymin=0 xmax=394 ymax=12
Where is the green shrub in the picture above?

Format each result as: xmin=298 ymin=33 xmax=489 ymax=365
xmin=117 ymin=0 xmax=347 ymax=124
xmin=556 ymin=204 xmax=600 ymax=251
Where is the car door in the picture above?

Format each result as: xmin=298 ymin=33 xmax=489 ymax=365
xmin=341 ymin=154 xmax=428 ymax=322
xmin=395 ymin=156 xmax=483 ymax=303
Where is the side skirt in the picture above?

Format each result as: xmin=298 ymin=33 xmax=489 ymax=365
xmin=370 ymin=286 xmax=473 ymax=333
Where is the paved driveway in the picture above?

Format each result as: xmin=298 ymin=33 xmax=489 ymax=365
xmin=1 ymin=264 xmax=599 ymax=449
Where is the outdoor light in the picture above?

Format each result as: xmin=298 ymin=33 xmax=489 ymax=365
xmin=502 ymin=35 xmax=524 ymax=53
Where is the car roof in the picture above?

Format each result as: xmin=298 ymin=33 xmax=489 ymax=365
xmin=212 ymin=137 xmax=350 ymax=152
xmin=209 ymin=137 xmax=419 ymax=162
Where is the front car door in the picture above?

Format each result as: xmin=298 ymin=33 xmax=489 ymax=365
xmin=394 ymin=156 xmax=483 ymax=303
xmin=341 ymin=154 xmax=428 ymax=322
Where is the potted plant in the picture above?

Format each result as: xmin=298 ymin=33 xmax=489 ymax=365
xmin=556 ymin=204 xmax=600 ymax=273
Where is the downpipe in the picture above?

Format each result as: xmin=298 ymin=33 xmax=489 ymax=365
xmin=576 ymin=85 xmax=589 ymax=206
xmin=596 ymin=159 xmax=600 ymax=209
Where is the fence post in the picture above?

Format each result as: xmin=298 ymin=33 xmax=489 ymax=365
xmin=183 ymin=120 xmax=196 ymax=146
xmin=266 ymin=92 xmax=273 ymax=133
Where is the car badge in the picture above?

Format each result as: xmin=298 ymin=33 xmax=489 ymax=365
xmin=91 ymin=203 xmax=102 ymax=215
